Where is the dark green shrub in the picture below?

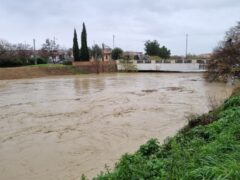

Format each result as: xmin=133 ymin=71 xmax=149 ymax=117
xmin=139 ymin=138 xmax=160 ymax=157
xmin=63 ymin=60 xmax=72 ymax=65
xmin=37 ymin=57 xmax=48 ymax=64
xmin=188 ymin=114 xmax=217 ymax=128
xmin=0 ymin=58 xmax=24 ymax=67
xmin=224 ymin=96 xmax=240 ymax=109
xmin=29 ymin=57 xmax=48 ymax=65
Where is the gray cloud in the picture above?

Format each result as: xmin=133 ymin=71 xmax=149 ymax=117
xmin=0 ymin=0 xmax=239 ymax=55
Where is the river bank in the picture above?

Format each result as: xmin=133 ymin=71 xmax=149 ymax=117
xmin=94 ymin=87 xmax=240 ymax=179
xmin=0 ymin=65 xmax=86 ymax=80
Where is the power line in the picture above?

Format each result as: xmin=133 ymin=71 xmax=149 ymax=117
xmin=33 ymin=39 xmax=37 ymax=65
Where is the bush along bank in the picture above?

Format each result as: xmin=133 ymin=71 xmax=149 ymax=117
xmin=0 ymin=57 xmax=48 ymax=67
xmin=92 ymin=90 xmax=240 ymax=180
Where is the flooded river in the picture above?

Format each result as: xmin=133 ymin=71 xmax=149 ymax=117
xmin=0 ymin=73 xmax=234 ymax=180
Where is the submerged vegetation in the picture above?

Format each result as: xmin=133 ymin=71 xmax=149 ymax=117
xmin=92 ymin=89 xmax=240 ymax=179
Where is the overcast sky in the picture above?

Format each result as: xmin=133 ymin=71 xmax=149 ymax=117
xmin=0 ymin=0 xmax=240 ymax=55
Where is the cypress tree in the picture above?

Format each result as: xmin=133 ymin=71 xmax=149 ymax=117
xmin=80 ymin=23 xmax=90 ymax=61
xmin=73 ymin=28 xmax=80 ymax=61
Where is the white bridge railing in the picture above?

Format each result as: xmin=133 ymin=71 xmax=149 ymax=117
xmin=117 ymin=60 xmax=207 ymax=72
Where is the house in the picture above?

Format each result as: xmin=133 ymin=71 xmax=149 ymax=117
xmin=122 ymin=51 xmax=142 ymax=60
xmin=89 ymin=44 xmax=112 ymax=62
xmin=103 ymin=47 xmax=112 ymax=61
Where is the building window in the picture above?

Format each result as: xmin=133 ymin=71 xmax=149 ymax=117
xmin=106 ymin=55 xmax=108 ymax=60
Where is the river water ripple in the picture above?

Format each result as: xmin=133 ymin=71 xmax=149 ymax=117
xmin=0 ymin=73 xmax=234 ymax=180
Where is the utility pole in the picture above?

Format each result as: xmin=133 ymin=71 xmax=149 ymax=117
xmin=53 ymin=36 xmax=57 ymax=63
xmin=53 ymin=36 xmax=56 ymax=50
xmin=102 ymin=43 xmax=105 ymax=72
xmin=102 ymin=43 xmax=105 ymax=62
xmin=113 ymin=35 xmax=115 ymax=49
xmin=33 ymin=39 xmax=37 ymax=65
xmin=185 ymin=33 xmax=188 ymax=60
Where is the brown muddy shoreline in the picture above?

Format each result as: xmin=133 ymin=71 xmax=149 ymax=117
xmin=0 ymin=66 xmax=82 ymax=80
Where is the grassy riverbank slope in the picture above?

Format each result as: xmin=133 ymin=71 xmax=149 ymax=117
xmin=0 ymin=65 xmax=86 ymax=80
xmin=94 ymin=88 xmax=240 ymax=179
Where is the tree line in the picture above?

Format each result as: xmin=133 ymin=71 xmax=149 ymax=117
xmin=73 ymin=23 xmax=171 ymax=61
xmin=0 ymin=38 xmax=71 ymax=67
xmin=110 ymin=41 xmax=171 ymax=61
xmin=0 ymin=21 xmax=172 ymax=67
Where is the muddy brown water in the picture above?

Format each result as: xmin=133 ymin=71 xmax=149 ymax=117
xmin=0 ymin=73 xmax=235 ymax=180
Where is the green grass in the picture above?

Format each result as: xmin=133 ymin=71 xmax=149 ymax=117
xmin=29 ymin=64 xmax=89 ymax=74
xmin=93 ymin=92 xmax=240 ymax=180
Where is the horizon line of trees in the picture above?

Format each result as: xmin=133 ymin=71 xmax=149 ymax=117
xmin=1 ymin=24 xmax=172 ymax=67
xmin=94 ymin=40 xmax=172 ymax=61
xmin=110 ymin=40 xmax=171 ymax=61
xmin=0 ymin=37 xmax=74 ymax=67
xmin=72 ymin=23 xmax=171 ymax=62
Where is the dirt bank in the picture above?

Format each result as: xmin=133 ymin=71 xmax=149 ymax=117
xmin=0 ymin=65 xmax=84 ymax=80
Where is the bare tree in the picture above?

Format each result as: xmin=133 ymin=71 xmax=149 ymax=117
xmin=0 ymin=39 xmax=12 ymax=56
xmin=0 ymin=39 xmax=32 ymax=66
xmin=40 ymin=38 xmax=59 ymax=63
xmin=207 ymin=21 xmax=240 ymax=81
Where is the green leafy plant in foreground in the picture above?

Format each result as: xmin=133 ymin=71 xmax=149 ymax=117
xmin=93 ymin=92 xmax=240 ymax=180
